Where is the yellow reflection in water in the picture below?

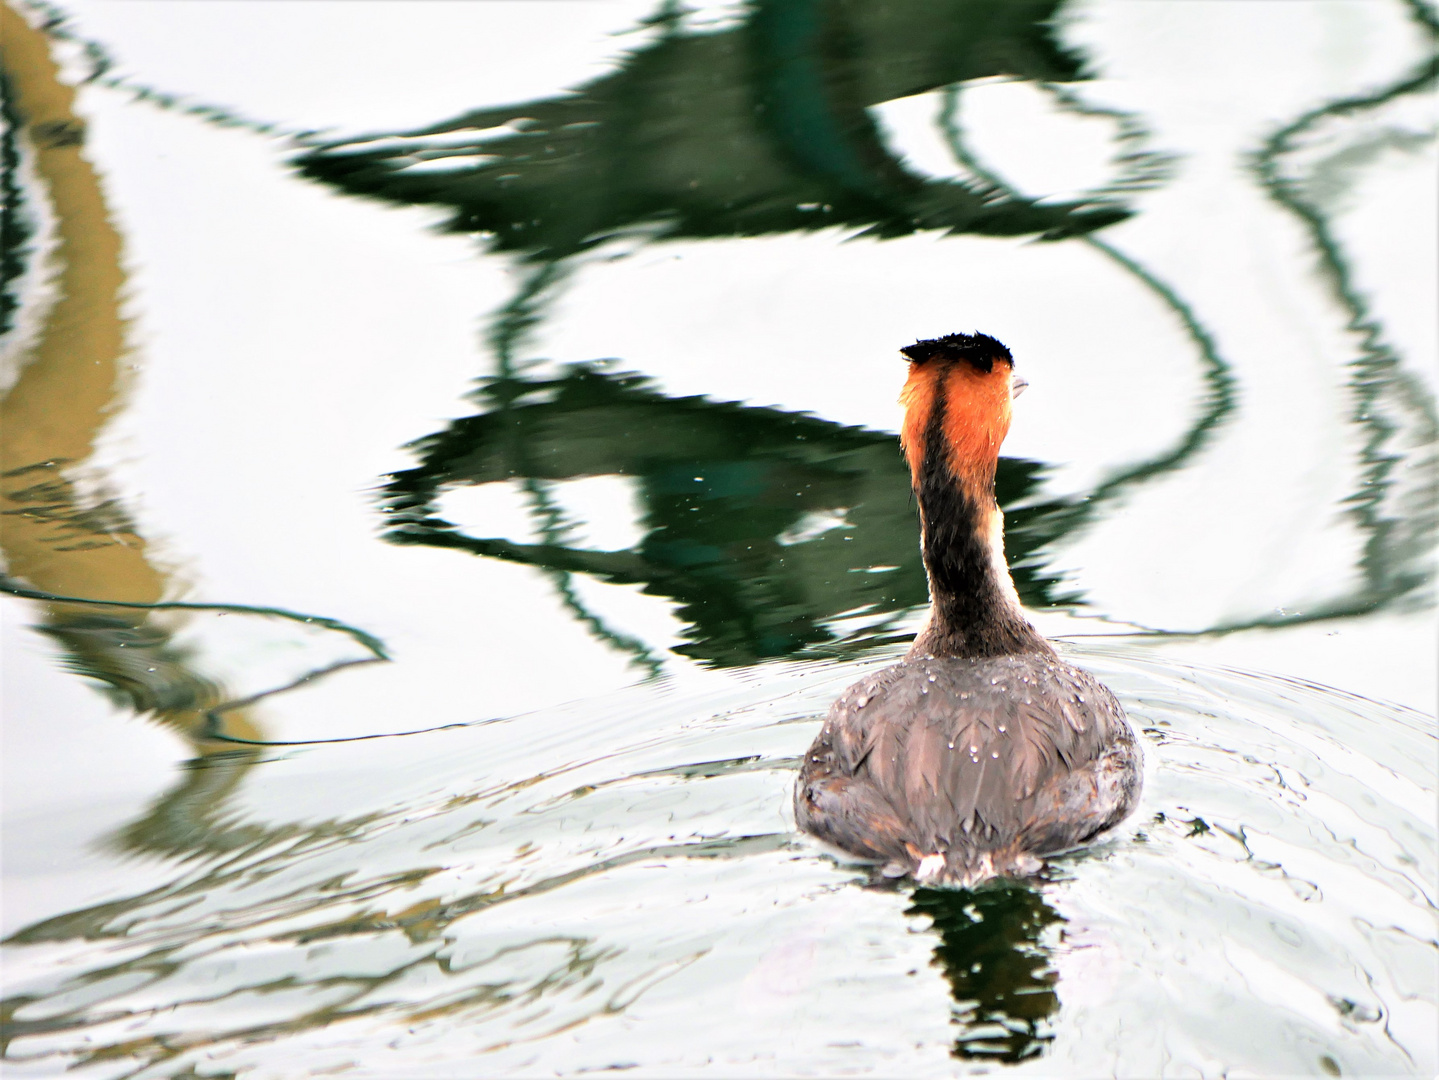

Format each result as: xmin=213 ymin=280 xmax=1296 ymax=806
xmin=1 ymin=4 xmax=260 ymax=753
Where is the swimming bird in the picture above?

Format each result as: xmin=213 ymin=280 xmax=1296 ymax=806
xmin=795 ymin=332 xmax=1141 ymax=886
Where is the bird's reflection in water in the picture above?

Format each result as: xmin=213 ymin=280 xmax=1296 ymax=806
xmin=906 ymin=882 xmax=1063 ymax=1062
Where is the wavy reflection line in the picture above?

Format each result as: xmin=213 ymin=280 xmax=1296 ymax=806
xmin=518 ymin=753 xmax=794 ymax=816
xmin=1249 ymin=0 xmax=1438 ymax=623
xmin=943 ymin=41 xmax=1437 ymax=634
xmin=0 ymin=575 xmax=390 ymax=659
xmin=477 ymin=255 xmax=666 ymax=676
xmin=0 ymin=575 xmax=422 ymax=751
xmin=937 ymin=82 xmax=1240 ymax=559
xmin=17 ymin=0 xmax=309 ymax=140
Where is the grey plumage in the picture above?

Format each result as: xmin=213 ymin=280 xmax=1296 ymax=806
xmin=795 ymin=653 xmax=1141 ymax=885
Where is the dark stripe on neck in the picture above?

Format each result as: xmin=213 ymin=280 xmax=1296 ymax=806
xmin=912 ymin=388 xmax=1050 ymax=659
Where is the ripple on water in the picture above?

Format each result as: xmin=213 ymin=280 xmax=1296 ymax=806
xmin=2 ymin=646 xmax=1434 ymax=1077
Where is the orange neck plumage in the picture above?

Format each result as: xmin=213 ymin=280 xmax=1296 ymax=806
xmin=898 ymin=344 xmax=1049 ymax=660
xmin=899 ymin=358 xmax=1013 ymax=505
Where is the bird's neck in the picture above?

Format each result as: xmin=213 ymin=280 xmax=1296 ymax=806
xmin=907 ymin=424 xmax=1052 ymax=661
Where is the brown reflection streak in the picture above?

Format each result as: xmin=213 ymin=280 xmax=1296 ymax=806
xmin=0 ymin=6 xmax=260 ymax=746
xmin=2 ymin=4 xmax=143 ymax=596
xmin=0 ymin=5 xmax=267 ymax=884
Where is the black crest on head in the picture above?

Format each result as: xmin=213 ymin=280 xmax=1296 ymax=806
xmin=900 ymin=332 xmax=1013 ymax=373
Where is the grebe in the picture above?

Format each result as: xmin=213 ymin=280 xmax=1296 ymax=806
xmin=795 ymin=332 xmax=1141 ymax=886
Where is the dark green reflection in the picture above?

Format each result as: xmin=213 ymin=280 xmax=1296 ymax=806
xmin=907 ymin=882 xmax=1063 ymax=1062
xmin=294 ymin=0 xmax=1146 ymax=670
xmin=383 ymin=365 xmax=1068 ymax=666
xmin=296 ymin=0 xmax=1126 ymax=258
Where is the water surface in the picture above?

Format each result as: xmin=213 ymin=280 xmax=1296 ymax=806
xmin=2 ymin=0 xmax=1435 ymax=1075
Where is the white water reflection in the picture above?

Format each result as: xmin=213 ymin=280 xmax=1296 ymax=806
xmin=48 ymin=0 xmax=664 ymax=138
xmin=3 ymin=647 xmax=1434 ymax=1075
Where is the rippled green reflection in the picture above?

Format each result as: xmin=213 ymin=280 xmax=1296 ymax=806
xmin=297 ymin=0 xmax=1125 ymax=259
xmin=908 ymin=882 xmax=1063 ymax=1061
xmin=384 ymin=365 xmax=1064 ymax=666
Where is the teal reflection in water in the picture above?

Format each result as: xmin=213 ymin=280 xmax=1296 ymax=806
xmin=383 ymin=364 xmax=1066 ymax=667
xmin=296 ymin=0 xmax=1127 ymax=258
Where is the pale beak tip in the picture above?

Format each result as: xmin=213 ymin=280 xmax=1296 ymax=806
xmin=1011 ymin=374 xmax=1029 ymax=398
